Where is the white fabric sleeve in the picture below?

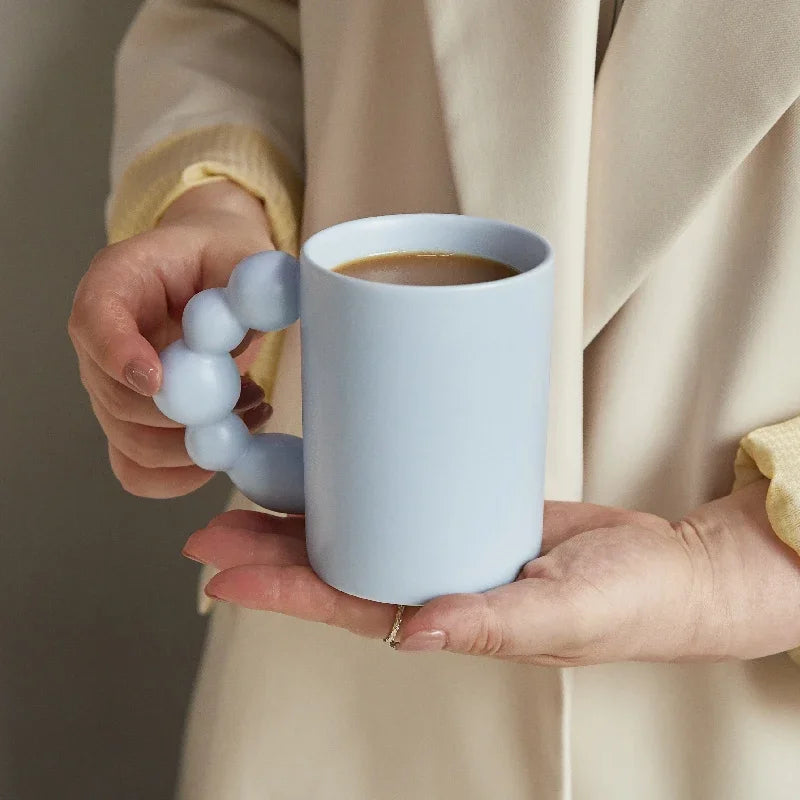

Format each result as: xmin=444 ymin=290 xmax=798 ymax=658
xmin=110 ymin=0 xmax=303 ymax=189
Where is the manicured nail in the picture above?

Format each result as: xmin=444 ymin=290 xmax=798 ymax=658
xmin=241 ymin=402 xmax=273 ymax=430
xmin=235 ymin=378 xmax=265 ymax=411
xmin=124 ymin=359 xmax=159 ymax=396
xmin=398 ymin=630 xmax=447 ymax=652
xmin=181 ymin=545 xmax=205 ymax=564
xmin=204 ymin=586 xmax=226 ymax=602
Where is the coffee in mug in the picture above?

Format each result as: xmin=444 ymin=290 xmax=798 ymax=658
xmin=333 ymin=252 xmax=519 ymax=286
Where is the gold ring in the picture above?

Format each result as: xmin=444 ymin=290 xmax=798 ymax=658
xmin=383 ymin=605 xmax=405 ymax=649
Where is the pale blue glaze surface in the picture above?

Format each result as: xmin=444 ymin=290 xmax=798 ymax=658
xmin=300 ymin=215 xmax=554 ymax=604
xmin=154 ymin=341 xmax=241 ymax=427
xmin=182 ymin=288 xmax=247 ymax=354
xmin=185 ymin=413 xmax=250 ymax=472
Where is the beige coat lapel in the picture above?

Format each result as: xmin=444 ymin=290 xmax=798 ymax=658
xmin=424 ymin=0 xmax=800 ymax=496
xmin=424 ymin=0 xmax=600 ymax=501
xmin=584 ymin=0 xmax=800 ymax=341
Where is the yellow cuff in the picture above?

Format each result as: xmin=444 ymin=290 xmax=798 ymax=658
xmin=734 ymin=415 xmax=800 ymax=554
xmin=108 ymin=123 xmax=303 ymax=397
xmin=734 ymin=416 xmax=800 ymax=665
xmin=107 ymin=123 xmax=303 ymax=255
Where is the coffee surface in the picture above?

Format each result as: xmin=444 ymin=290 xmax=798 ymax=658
xmin=333 ymin=252 xmax=518 ymax=286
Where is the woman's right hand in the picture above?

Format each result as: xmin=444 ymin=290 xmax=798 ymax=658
xmin=68 ymin=180 xmax=277 ymax=498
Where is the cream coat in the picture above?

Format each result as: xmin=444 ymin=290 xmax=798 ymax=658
xmin=112 ymin=2 xmax=800 ymax=797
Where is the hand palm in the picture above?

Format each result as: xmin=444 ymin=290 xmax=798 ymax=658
xmin=185 ymin=503 xmax=717 ymax=663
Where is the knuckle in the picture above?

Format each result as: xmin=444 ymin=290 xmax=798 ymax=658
xmin=100 ymin=235 xmax=160 ymax=272
xmin=462 ymin=595 xmax=506 ymax=657
xmin=107 ymin=441 xmax=166 ymax=497
xmin=81 ymin=240 xmax=144 ymax=302
xmin=77 ymin=363 xmax=92 ymax=394
xmin=66 ymin=309 xmax=79 ymax=343
xmin=68 ymin=281 xmax=91 ymax=337
xmin=74 ymin=237 xmax=140 ymax=302
xmin=121 ymin=440 xmax=159 ymax=470
xmin=111 ymin=458 xmax=158 ymax=498
xmin=69 ymin=263 xmax=114 ymax=337
xmin=95 ymin=380 xmax=128 ymax=419
xmin=86 ymin=247 xmax=118 ymax=283
xmin=107 ymin=392 xmax=130 ymax=421
xmin=116 ymin=428 xmax=166 ymax=470
xmin=109 ymin=449 xmax=145 ymax=496
xmin=88 ymin=248 xmax=111 ymax=272
xmin=90 ymin=239 xmax=142 ymax=271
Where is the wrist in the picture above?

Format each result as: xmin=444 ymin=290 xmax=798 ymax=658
xmin=680 ymin=480 xmax=800 ymax=658
xmin=159 ymin=179 xmax=269 ymax=230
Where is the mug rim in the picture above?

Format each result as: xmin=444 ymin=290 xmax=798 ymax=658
xmin=300 ymin=213 xmax=553 ymax=293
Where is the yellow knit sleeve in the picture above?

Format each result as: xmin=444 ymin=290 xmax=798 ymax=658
xmin=107 ymin=123 xmax=303 ymax=397
xmin=733 ymin=415 xmax=800 ymax=666
xmin=108 ymin=123 xmax=302 ymax=250
xmin=734 ymin=415 xmax=800 ymax=553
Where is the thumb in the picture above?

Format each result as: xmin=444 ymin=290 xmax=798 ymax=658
xmin=397 ymin=574 xmax=585 ymax=660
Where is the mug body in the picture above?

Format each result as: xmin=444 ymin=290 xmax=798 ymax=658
xmin=299 ymin=214 xmax=554 ymax=605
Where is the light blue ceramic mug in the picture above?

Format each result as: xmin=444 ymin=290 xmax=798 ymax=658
xmin=153 ymin=214 xmax=554 ymax=605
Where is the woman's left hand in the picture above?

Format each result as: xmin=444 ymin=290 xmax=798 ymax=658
xmin=182 ymin=480 xmax=800 ymax=664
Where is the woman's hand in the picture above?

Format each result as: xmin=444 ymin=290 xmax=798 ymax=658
xmin=183 ymin=480 xmax=800 ymax=663
xmin=68 ymin=181 xmax=275 ymax=498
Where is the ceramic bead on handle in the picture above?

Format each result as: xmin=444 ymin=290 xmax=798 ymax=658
xmin=152 ymin=251 xmax=305 ymax=514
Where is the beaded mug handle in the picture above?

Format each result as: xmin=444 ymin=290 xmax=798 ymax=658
xmin=153 ymin=251 xmax=305 ymax=513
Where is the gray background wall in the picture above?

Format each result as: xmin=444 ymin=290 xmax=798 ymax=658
xmin=0 ymin=2 xmax=228 ymax=797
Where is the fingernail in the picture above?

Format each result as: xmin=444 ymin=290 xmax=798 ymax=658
xmin=181 ymin=545 xmax=205 ymax=564
xmin=235 ymin=379 xmax=265 ymax=411
xmin=182 ymin=527 xmax=256 ymax=570
xmin=242 ymin=402 xmax=273 ymax=430
xmin=398 ymin=630 xmax=447 ymax=652
xmin=204 ymin=586 xmax=226 ymax=602
xmin=182 ymin=527 xmax=216 ymax=565
xmin=124 ymin=359 xmax=159 ymax=396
